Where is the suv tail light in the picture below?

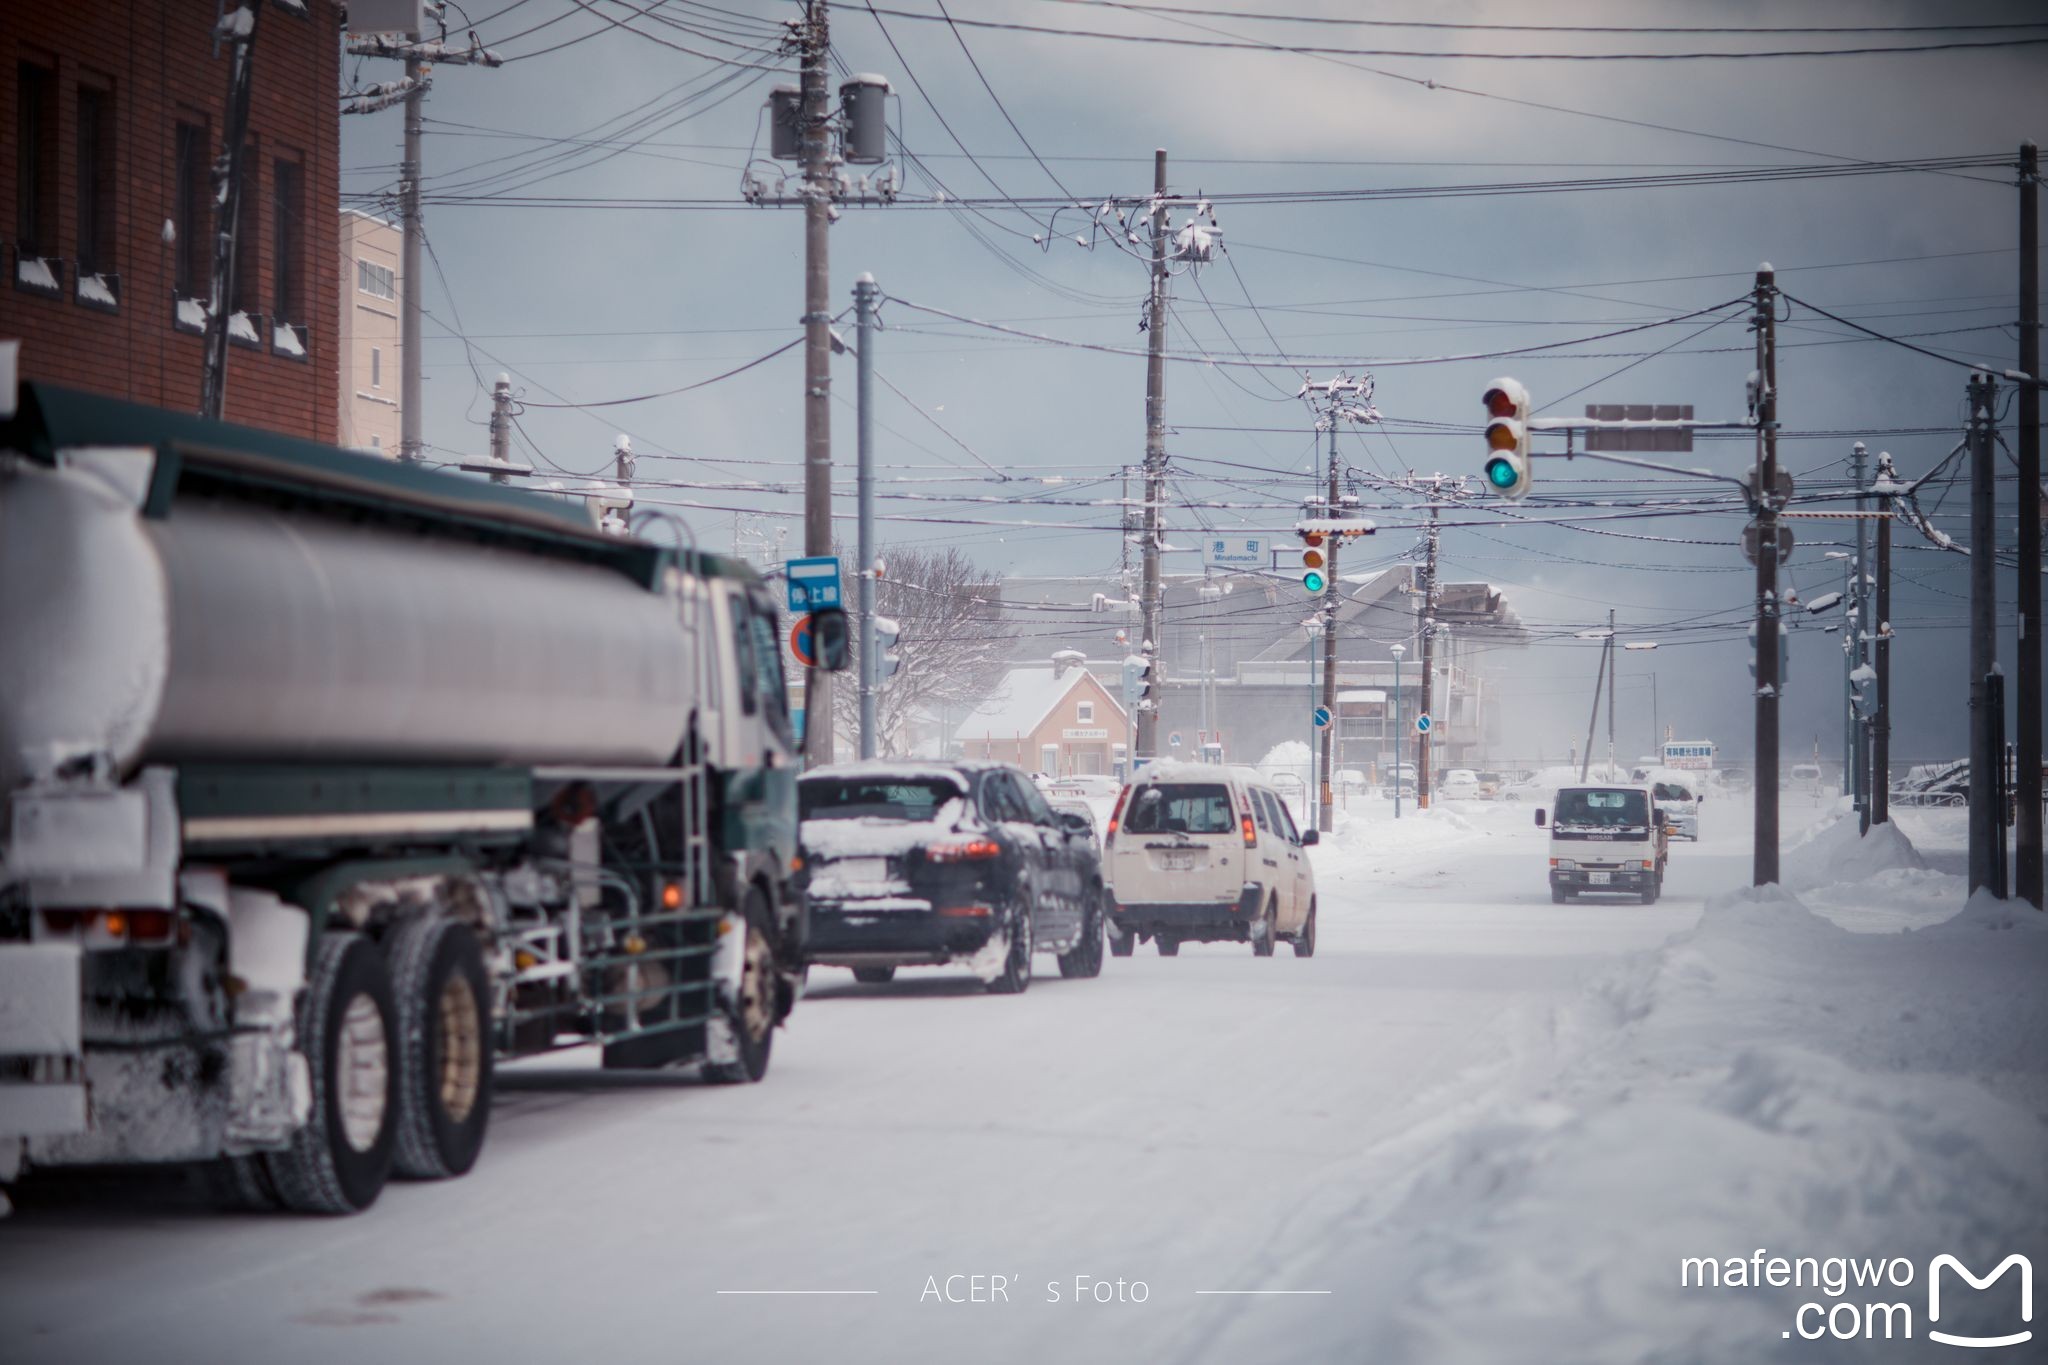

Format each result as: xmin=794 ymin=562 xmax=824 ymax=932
xmin=928 ymin=839 xmax=1002 ymax=863
xmin=1104 ymin=785 xmax=1131 ymax=850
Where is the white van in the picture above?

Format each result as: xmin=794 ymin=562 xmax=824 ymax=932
xmin=1535 ymin=784 xmax=1670 ymax=904
xmin=1104 ymin=764 xmax=1319 ymax=958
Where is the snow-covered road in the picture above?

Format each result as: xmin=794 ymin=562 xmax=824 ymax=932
xmin=9 ymin=794 xmax=2030 ymax=1365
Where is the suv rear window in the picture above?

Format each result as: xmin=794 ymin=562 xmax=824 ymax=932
xmin=1122 ymin=783 xmax=1234 ymax=835
xmin=801 ymin=777 xmax=963 ymax=822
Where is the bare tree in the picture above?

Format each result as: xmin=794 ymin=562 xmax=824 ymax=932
xmin=833 ymin=543 xmax=1014 ymax=757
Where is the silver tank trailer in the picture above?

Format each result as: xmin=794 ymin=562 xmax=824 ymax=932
xmin=0 ymin=454 xmax=696 ymax=790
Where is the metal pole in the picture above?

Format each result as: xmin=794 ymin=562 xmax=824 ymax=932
xmin=855 ymin=273 xmax=878 ymax=759
xmin=1604 ymin=609 xmax=1617 ymax=775
xmin=1392 ymin=647 xmax=1403 ymax=818
xmin=1138 ymin=149 xmax=1169 ymax=760
xmin=1842 ymin=551 xmax=1856 ymax=799
xmin=1416 ymin=502 xmax=1439 ymax=808
xmin=487 ymin=373 xmax=511 ymax=483
xmin=1306 ymin=629 xmax=1317 ymax=815
xmin=1968 ymin=371 xmax=2001 ymax=895
xmin=1319 ymin=426 xmax=1340 ymax=831
xmin=399 ymin=50 xmax=423 ymax=460
xmin=1852 ymin=441 xmax=1871 ymax=820
xmin=800 ymin=0 xmax=835 ymax=762
xmin=1873 ymin=456 xmax=1893 ymax=825
xmin=199 ymin=3 xmax=261 ymax=421
xmin=1579 ymin=624 xmax=1608 ymax=783
xmin=2016 ymin=141 xmax=2043 ymax=908
xmin=1753 ymin=266 xmax=1782 ymax=886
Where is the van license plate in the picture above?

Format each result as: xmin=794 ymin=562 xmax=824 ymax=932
xmin=1161 ymin=852 xmax=1196 ymax=871
xmin=1587 ymin=871 xmax=1611 ymax=885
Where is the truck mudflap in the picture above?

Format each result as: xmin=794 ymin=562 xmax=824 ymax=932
xmin=0 ymin=943 xmax=88 ymax=1161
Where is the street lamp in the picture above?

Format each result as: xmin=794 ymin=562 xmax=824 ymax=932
xmin=1389 ymin=641 xmax=1407 ymax=819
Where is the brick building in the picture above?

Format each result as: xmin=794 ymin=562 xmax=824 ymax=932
xmin=1 ymin=1 xmax=341 ymax=440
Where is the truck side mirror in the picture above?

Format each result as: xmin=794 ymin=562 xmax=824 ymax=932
xmin=1534 ymin=809 xmax=1546 ymax=828
xmin=1300 ymin=828 xmax=1319 ymax=846
xmin=810 ymin=608 xmax=851 ymax=671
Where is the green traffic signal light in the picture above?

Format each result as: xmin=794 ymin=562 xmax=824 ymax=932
xmin=1302 ymin=570 xmax=1326 ymax=593
xmin=1485 ymin=456 xmax=1519 ymax=489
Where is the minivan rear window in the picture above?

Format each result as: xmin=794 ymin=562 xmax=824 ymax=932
xmin=1122 ymin=783 xmax=1234 ymax=835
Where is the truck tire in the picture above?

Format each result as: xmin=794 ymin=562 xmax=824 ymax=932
xmin=1156 ymin=936 xmax=1180 ymax=957
xmin=1252 ymin=897 xmax=1278 ymax=957
xmin=264 ymin=934 xmax=398 ymax=1215
xmin=1639 ymin=883 xmax=1660 ymax=906
xmin=389 ymin=917 xmax=492 ymax=1181
xmin=985 ymin=904 xmax=1034 ymax=995
xmin=1551 ymin=887 xmax=1570 ymax=904
xmin=705 ymin=888 xmax=776 ymax=1084
xmin=1057 ymin=890 xmax=1105 ymax=979
xmin=852 ymin=966 xmax=897 ymax=985
xmin=1109 ymin=931 xmax=1135 ymax=958
xmin=1292 ymin=898 xmax=1317 ymax=958
xmin=206 ymin=1154 xmax=279 ymax=1211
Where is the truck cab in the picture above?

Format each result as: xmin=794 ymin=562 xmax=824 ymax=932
xmin=1535 ymin=785 xmax=1669 ymax=904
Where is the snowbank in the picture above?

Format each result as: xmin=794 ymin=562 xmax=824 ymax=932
xmin=1782 ymin=808 xmax=1927 ymax=891
xmin=1191 ymin=882 xmax=2048 ymax=1364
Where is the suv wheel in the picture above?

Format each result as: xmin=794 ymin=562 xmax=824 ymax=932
xmin=1252 ymin=898 xmax=1278 ymax=957
xmin=986 ymin=906 xmax=1034 ymax=994
xmin=851 ymin=966 xmax=896 ymax=985
xmin=1057 ymin=890 xmax=1105 ymax=979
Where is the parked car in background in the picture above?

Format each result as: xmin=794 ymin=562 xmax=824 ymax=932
xmin=799 ymin=761 xmax=1105 ymax=992
xmin=1788 ymin=762 xmax=1825 ymax=797
xmin=1104 ymin=764 xmax=1319 ymax=958
xmin=1649 ymin=774 xmax=1701 ymax=840
xmin=1440 ymin=769 xmax=1483 ymax=800
xmin=1475 ymin=771 xmax=1504 ymax=799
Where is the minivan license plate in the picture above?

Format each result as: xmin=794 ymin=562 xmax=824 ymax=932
xmin=1587 ymin=871 xmax=1611 ymax=885
xmin=1161 ymin=851 xmax=1196 ymax=871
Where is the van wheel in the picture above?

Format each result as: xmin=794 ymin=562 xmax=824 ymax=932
xmin=1551 ymin=887 xmax=1570 ymax=904
xmin=1057 ymin=891 xmax=1105 ymax=979
xmin=389 ymin=917 xmax=493 ymax=1181
xmin=852 ymin=966 xmax=897 ymax=985
xmin=1156 ymin=936 xmax=1180 ymax=957
xmin=1292 ymin=899 xmax=1317 ymax=958
xmin=264 ymin=934 xmax=398 ymax=1215
xmin=1639 ymin=883 xmax=1660 ymax=906
xmin=1253 ymin=898 xmax=1278 ymax=957
xmin=986 ymin=904 xmax=1034 ymax=994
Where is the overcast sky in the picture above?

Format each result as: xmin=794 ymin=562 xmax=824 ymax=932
xmin=340 ymin=0 xmax=2047 ymax=764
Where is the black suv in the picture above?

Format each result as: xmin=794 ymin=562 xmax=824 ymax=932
xmin=797 ymin=762 xmax=1105 ymax=993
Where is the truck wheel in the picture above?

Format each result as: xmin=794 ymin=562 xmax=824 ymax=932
xmin=852 ymin=966 xmax=897 ymax=985
xmin=1253 ymin=898 xmax=1278 ymax=957
xmin=1156 ymin=936 xmax=1180 ymax=957
xmin=1292 ymin=899 xmax=1317 ymax=958
xmin=264 ymin=934 xmax=398 ymax=1215
xmin=389 ymin=917 xmax=492 ymax=1181
xmin=1057 ymin=890 xmax=1105 ymax=979
xmin=1640 ymin=883 xmax=1660 ymax=906
xmin=985 ymin=906 xmax=1034 ymax=994
xmin=1551 ymin=887 xmax=1570 ymax=904
xmin=206 ymin=1154 xmax=279 ymax=1211
xmin=705 ymin=888 xmax=777 ymax=1084
xmin=1109 ymin=925 xmax=1135 ymax=958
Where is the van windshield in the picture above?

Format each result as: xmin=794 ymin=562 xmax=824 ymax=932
xmin=1554 ymin=789 xmax=1649 ymax=829
xmin=1122 ymin=783 xmax=1234 ymax=835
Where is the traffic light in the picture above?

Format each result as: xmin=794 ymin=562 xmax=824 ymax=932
xmin=1746 ymin=620 xmax=1791 ymax=683
xmin=1122 ymin=654 xmax=1155 ymax=710
xmin=1299 ymin=530 xmax=1328 ymax=595
xmin=873 ymin=615 xmax=902 ymax=682
xmin=1481 ymin=377 xmax=1532 ymax=499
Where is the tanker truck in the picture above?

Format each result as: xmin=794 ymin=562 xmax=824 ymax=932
xmin=0 ymin=382 xmax=847 ymax=1213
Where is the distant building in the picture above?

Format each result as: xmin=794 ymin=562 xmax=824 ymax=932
xmin=0 ymin=1 xmax=342 ymax=440
xmin=954 ymin=660 xmax=1129 ymax=777
xmin=338 ymin=209 xmax=401 ymax=455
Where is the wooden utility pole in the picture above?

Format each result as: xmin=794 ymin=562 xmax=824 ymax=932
xmin=1872 ymin=452 xmax=1895 ymax=826
xmin=1319 ymin=427 xmax=1340 ymax=831
xmin=2016 ymin=141 xmax=2043 ymax=909
xmin=1967 ymin=370 xmax=2002 ymax=897
xmin=799 ymin=0 xmax=836 ymax=761
xmin=1416 ymin=499 xmax=1440 ymax=807
xmin=1137 ymin=149 xmax=1169 ymax=761
xmin=1752 ymin=267 xmax=1783 ymax=886
xmin=198 ymin=3 xmax=261 ymax=421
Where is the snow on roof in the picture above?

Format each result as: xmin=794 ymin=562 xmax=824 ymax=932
xmin=954 ymin=666 xmax=1123 ymax=740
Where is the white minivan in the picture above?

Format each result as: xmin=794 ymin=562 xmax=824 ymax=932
xmin=1103 ymin=765 xmax=1319 ymax=958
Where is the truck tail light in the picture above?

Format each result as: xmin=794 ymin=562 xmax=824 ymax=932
xmin=1241 ymin=814 xmax=1258 ymax=848
xmin=928 ymin=839 xmax=1002 ymax=863
xmin=937 ymin=904 xmax=993 ymax=918
xmin=42 ymin=907 xmax=177 ymax=944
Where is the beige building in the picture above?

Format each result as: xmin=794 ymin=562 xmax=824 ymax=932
xmin=955 ymin=663 xmax=1129 ymax=777
xmin=337 ymin=210 xmax=402 ymax=456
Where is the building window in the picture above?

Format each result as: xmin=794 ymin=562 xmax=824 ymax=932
xmin=370 ymin=346 xmax=381 ymax=388
xmin=230 ymin=138 xmax=259 ymax=324
xmin=1077 ymin=701 xmax=1094 ymax=723
xmin=74 ymin=83 xmax=117 ymax=307
xmin=15 ymin=61 xmax=59 ymax=295
xmin=270 ymin=154 xmax=304 ymax=355
xmin=357 ymin=258 xmax=395 ymax=300
xmin=173 ymin=119 xmax=210 ymax=324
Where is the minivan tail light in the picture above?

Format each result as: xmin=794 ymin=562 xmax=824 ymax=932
xmin=1105 ymin=785 xmax=1131 ymax=850
xmin=1241 ymin=814 xmax=1257 ymax=848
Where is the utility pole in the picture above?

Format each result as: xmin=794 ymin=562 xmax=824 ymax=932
xmin=855 ymin=273 xmax=880 ymax=760
xmin=798 ymin=0 xmax=836 ymax=762
xmin=2016 ymin=140 xmax=2043 ymax=909
xmin=1604 ymin=609 xmax=1618 ymax=774
xmin=1580 ymin=623 xmax=1609 ymax=783
xmin=1872 ymin=452 xmax=1895 ymax=826
xmin=487 ymin=373 xmax=511 ymax=482
xmin=1967 ymin=370 xmax=2002 ymax=896
xmin=1320 ymin=426 xmax=1340 ymax=831
xmin=1852 ymin=441 xmax=1871 ymax=821
xmin=198 ymin=3 xmax=261 ymax=420
xmin=1752 ymin=266 xmax=1783 ymax=886
xmin=1416 ymin=499 xmax=1441 ymax=808
xmin=1137 ymin=148 xmax=1169 ymax=761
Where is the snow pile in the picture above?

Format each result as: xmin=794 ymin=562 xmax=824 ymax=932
xmin=1782 ymin=807 xmax=1926 ymax=891
xmin=1192 ymin=883 xmax=2048 ymax=1364
xmin=1255 ymin=739 xmax=1311 ymax=774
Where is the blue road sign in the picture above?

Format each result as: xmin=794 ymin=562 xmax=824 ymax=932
xmin=1313 ymin=707 xmax=1332 ymax=728
xmin=1169 ymin=731 xmax=1183 ymax=747
xmin=786 ymin=556 xmax=842 ymax=613
xmin=1415 ymin=713 xmax=1433 ymax=734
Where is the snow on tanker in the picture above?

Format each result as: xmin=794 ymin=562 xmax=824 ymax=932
xmin=0 ymin=383 xmax=847 ymax=1213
